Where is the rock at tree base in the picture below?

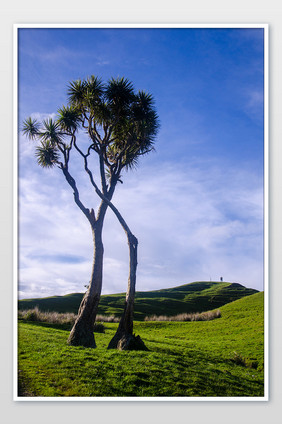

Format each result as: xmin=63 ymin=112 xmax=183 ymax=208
xmin=108 ymin=333 xmax=148 ymax=351
xmin=117 ymin=334 xmax=148 ymax=351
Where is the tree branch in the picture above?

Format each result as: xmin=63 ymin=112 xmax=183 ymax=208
xmin=99 ymin=152 xmax=108 ymax=195
xmin=83 ymin=161 xmax=132 ymax=238
xmin=87 ymin=116 xmax=101 ymax=153
xmin=60 ymin=164 xmax=95 ymax=225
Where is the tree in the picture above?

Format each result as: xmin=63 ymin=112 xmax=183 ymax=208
xmin=22 ymin=76 xmax=159 ymax=349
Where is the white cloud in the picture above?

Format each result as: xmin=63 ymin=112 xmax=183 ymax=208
xmin=243 ymin=89 xmax=264 ymax=123
xmin=17 ymin=137 xmax=264 ymax=300
xmin=110 ymin=162 xmax=263 ymax=289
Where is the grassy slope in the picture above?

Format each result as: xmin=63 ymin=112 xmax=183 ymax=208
xmin=18 ymin=281 xmax=258 ymax=319
xmin=18 ymin=292 xmax=264 ymax=398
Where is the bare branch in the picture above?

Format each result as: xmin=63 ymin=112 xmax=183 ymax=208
xmin=61 ymin=164 xmax=95 ymax=225
xmin=99 ymin=152 xmax=108 ymax=195
xmin=82 ymin=160 xmax=132 ymax=237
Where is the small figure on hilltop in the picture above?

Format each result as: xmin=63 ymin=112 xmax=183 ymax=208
xmin=220 ymin=277 xmax=223 ymax=282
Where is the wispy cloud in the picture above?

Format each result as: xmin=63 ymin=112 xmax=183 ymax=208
xmin=21 ymin=37 xmax=112 ymax=71
xmin=18 ymin=143 xmax=264 ymax=299
xmin=243 ymin=89 xmax=264 ymax=123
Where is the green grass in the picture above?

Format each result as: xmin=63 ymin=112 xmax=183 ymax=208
xmin=18 ymin=281 xmax=258 ymax=319
xmin=18 ymin=292 xmax=264 ymax=398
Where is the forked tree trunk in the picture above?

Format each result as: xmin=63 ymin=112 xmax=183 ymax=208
xmin=67 ymin=169 xmax=146 ymax=351
xmin=67 ymin=222 xmax=104 ymax=348
xmin=88 ymin=186 xmax=148 ymax=351
xmin=107 ymin=232 xmax=148 ymax=351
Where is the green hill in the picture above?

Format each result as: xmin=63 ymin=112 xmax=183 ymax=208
xmin=18 ymin=281 xmax=258 ymax=319
xmin=18 ymin=292 xmax=264 ymax=397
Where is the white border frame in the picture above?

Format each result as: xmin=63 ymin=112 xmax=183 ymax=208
xmin=13 ymin=23 xmax=269 ymax=402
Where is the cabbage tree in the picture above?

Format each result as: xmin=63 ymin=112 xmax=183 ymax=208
xmin=22 ymin=76 xmax=159 ymax=349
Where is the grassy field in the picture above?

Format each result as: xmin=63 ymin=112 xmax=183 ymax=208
xmin=18 ymin=281 xmax=258 ymax=319
xmin=17 ymin=291 xmax=264 ymax=398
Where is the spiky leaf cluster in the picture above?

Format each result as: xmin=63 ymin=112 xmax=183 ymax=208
xmin=35 ymin=140 xmax=60 ymax=168
xmin=57 ymin=106 xmax=81 ymax=133
xmin=22 ymin=118 xmax=40 ymax=140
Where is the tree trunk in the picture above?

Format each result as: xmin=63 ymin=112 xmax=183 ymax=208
xmin=107 ymin=233 xmax=148 ymax=351
xmin=72 ymin=176 xmax=146 ymax=351
xmin=67 ymin=222 xmax=104 ymax=348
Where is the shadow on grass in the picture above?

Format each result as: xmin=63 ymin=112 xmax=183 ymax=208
xmin=18 ymin=319 xmax=105 ymax=333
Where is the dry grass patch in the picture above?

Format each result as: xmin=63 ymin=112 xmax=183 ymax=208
xmin=144 ymin=309 xmax=221 ymax=322
xmin=18 ymin=307 xmax=119 ymax=332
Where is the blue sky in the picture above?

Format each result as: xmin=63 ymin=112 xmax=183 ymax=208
xmin=17 ymin=26 xmax=265 ymax=299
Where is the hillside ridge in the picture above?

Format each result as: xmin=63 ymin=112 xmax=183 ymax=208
xmin=18 ymin=280 xmax=258 ymax=319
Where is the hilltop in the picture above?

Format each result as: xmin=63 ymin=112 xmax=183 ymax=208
xmin=18 ymin=281 xmax=258 ymax=320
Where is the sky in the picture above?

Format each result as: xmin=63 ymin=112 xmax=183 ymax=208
xmin=17 ymin=26 xmax=265 ymax=299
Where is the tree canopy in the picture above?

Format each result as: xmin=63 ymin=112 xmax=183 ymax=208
xmin=22 ymin=76 xmax=159 ymax=189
